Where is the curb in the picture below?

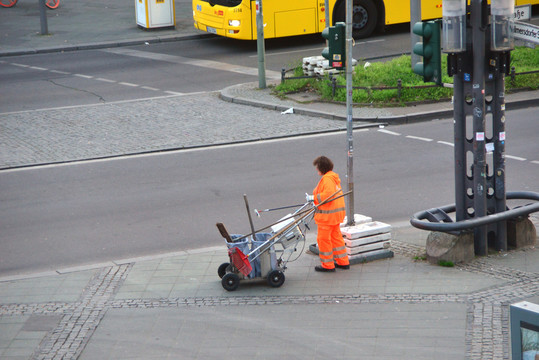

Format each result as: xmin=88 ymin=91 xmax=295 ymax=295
xmin=220 ymin=83 xmax=539 ymax=124
xmin=0 ymin=33 xmax=213 ymax=58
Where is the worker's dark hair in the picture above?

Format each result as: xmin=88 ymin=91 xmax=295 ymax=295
xmin=313 ymin=156 xmax=334 ymax=174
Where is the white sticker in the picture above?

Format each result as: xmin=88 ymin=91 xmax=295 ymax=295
xmin=499 ymin=132 xmax=506 ymax=141
xmin=476 ymin=132 xmax=485 ymax=141
xmin=486 ymin=143 xmax=494 ymax=153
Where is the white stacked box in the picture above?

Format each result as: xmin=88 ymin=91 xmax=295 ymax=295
xmin=341 ymin=214 xmax=372 ymax=228
xmin=341 ymin=221 xmax=392 ymax=259
xmin=301 ymin=56 xmax=358 ymax=76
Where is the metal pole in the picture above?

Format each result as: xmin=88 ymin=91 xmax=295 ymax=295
xmin=410 ymin=0 xmax=421 ymax=68
xmin=345 ymin=0 xmax=354 ymax=226
xmin=453 ymin=72 xmax=467 ymax=222
xmin=471 ymin=0 xmax=487 ymax=255
xmin=255 ymin=0 xmax=266 ymax=89
xmin=39 ymin=0 xmax=49 ymax=35
xmin=324 ymin=0 xmax=330 ymax=30
xmin=493 ymin=59 xmax=507 ymax=251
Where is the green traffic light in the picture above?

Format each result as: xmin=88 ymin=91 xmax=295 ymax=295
xmin=411 ymin=20 xmax=442 ymax=85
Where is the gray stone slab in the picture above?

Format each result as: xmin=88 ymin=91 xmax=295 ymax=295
xmin=80 ymin=303 xmax=467 ymax=359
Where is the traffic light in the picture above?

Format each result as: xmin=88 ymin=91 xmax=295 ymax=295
xmin=412 ymin=20 xmax=442 ymax=85
xmin=322 ymin=22 xmax=346 ymax=70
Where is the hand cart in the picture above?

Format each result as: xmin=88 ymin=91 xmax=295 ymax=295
xmin=215 ymin=189 xmax=350 ymax=291
xmin=216 ymin=201 xmax=315 ymax=291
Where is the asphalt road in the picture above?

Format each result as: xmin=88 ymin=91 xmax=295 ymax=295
xmin=0 ymin=30 xmax=412 ymax=113
xmin=1 ymin=108 xmax=537 ymax=276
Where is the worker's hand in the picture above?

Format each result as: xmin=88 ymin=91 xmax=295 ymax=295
xmin=305 ymin=193 xmax=314 ymax=202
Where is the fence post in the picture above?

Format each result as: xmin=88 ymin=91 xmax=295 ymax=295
xmin=510 ymin=66 xmax=516 ymax=84
xmin=331 ymin=76 xmax=337 ymax=97
xmin=397 ymin=79 xmax=402 ymax=100
xmin=281 ymin=68 xmax=285 ymax=84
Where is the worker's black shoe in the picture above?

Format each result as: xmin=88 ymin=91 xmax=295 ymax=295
xmin=335 ymin=264 xmax=350 ymax=270
xmin=315 ymin=265 xmax=335 ymax=272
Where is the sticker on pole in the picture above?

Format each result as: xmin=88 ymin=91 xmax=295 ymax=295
xmin=476 ymin=132 xmax=485 ymax=141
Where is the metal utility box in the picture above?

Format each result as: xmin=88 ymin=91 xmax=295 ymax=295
xmin=135 ymin=0 xmax=175 ymax=29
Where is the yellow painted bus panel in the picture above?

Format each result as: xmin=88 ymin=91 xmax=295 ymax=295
xmin=385 ymin=0 xmax=443 ymax=25
xmin=193 ymin=0 xmax=539 ymax=40
xmin=275 ymin=8 xmax=317 ymax=37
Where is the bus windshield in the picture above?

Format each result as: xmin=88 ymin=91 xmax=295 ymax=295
xmin=203 ymin=0 xmax=242 ymax=7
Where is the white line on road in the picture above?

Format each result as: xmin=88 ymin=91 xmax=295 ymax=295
xmin=74 ymin=74 xmax=94 ymax=79
xmin=141 ymin=86 xmax=160 ymax=91
xmin=30 ymin=66 xmax=48 ymax=71
xmin=437 ymin=141 xmax=454 ymax=147
xmin=50 ymin=70 xmax=71 ymax=75
xmin=119 ymin=82 xmax=139 ymax=87
xmin=531 ymin=160 xmax=539 ymax=165
xmin=103 ymin=48 xmax=281 ymax=79
xmin=378 ymin=129 xmax=401 ymax=136
xmin=164 ymin=91 xmax=184 ymax=95
xmin=95 ymin=78 xmax=116 ymax=83
xmin=11 ymin=63 xmax=30 ymax=68
xmin=505 ymin=155 xmax=527 ymax=161
xmin=406 ymin=135 xmax=433 ymax=142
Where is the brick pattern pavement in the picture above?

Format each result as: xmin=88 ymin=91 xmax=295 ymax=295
xmin=1 ymin=239 xmax=537 ymax=359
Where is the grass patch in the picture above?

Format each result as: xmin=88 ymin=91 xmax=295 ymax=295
xmin=274 ymin=46 xmax=538 ymax=106
xmin=438 ymin=260 xmax=455 ymax=267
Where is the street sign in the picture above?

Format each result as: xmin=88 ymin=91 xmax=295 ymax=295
xmin=513 ymin=5 xmax=531 ymax=21
xmin=513 ymin=21 xmax=539 ymax=45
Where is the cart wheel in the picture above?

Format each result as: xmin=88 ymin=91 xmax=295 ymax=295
xmin=0 ymin=0 xmax=17 ymax=8
xmin=222 ymin=273 xmax=240 ymax=291
xmin=45 ymin=0 xmax=59 ymax=9
xmin=267 ymin=270 xmax=285 ymax=288
xmin=217 ymin=262 xmax=230 ymax=279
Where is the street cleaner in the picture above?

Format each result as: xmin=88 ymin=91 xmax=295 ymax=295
xmin=307 ymin=156 xmax=350 ymax=272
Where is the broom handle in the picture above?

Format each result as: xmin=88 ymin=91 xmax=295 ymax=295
xmin=233 ymin=189 xmax=351 ymax=243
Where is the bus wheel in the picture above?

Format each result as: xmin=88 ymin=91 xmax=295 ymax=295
xmin=336 ymin=0 xmax=378 ymax=39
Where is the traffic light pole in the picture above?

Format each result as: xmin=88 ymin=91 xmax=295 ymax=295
xmin=345 ymin=0 xmax=355 ymax=226
xmin=449 ymin=0 xmax=509 ymax=255
xmin=255 ymin=0 xmax=266 ymax=89
xmin=471 ymin=0 xmax=488 ymax=254
xmin=410 ymin=0 xmax=525 ymax=258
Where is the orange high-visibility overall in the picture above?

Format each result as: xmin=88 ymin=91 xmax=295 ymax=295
xmin=313 ymin=171 xmax=349 ymax=269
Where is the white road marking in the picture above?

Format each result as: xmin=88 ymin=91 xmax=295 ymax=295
xmin=119 ymin=82 xmax=139 ymax=87
xmin=406 ymin=135 xmax=433 ymax=142
xmin=437 ymin=141 xmax=454 ymax=147
xmin=141 ymin=86 xmax=159 ymax=91
xmin=95 ymin=77 xmax=116 ymax=83
xmin=74 ymin=73 xmax=94 ymax=79
xmin=12 ymin=63 xmax=30 ymax=68
xmin=50 ymin=70 xmax=71 ymax=75
xmin=505 ymin=155 xmax=527 ymax=161
xmin=103 ymin=48 xmax=281 ymax=79
xmin=30 ymin=66 xmax=48 ymax=71
xmin=378 ymin=129 xmax=401 ymax=136
xmin=164 ymin=91 xmax=184 ymax=95
xmin=531 ymin=160 xmax=539 ymax=165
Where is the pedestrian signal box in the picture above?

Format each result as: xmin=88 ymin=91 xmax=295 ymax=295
xmin=322 ymin=22 xmax=346 ymax=70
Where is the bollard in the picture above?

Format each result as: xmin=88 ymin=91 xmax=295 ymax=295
xmin=39 ymin=0 xmax=49 ymax=35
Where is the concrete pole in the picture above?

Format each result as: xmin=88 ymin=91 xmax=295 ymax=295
xmin=255 ymin=0 xmax=266 ymax=89
xmin=410 ymin=0 xmax=421 ymax=67
xmin=345 ymin=0 xmax=354 ymax=226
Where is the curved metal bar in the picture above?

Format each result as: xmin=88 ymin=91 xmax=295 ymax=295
xmin=410 ymin=191 xmax=539 ymax=232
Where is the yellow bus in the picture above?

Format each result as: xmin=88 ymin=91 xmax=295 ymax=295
xmin=192 ymin=0 xmax=538 ymax=40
